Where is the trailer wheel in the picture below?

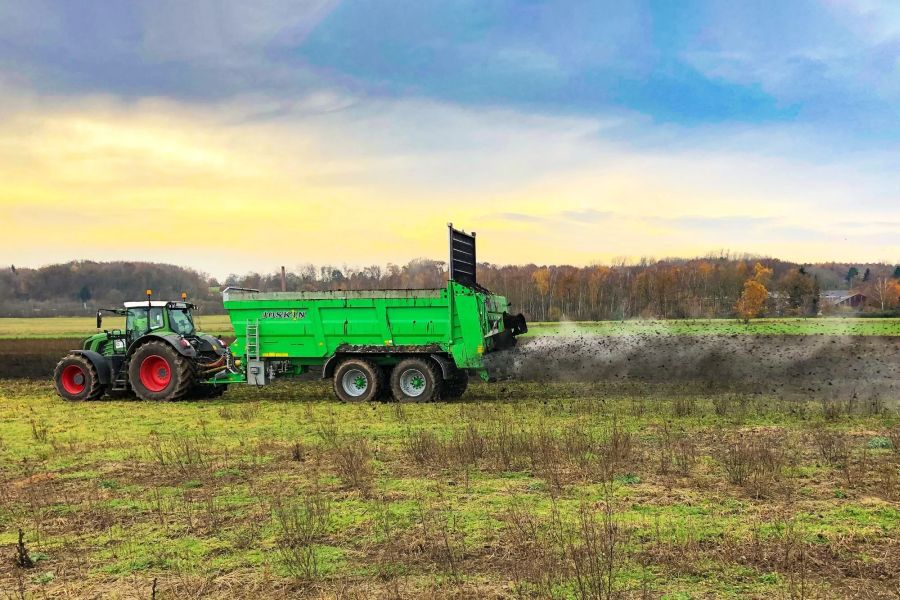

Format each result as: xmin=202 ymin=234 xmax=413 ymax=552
xmin=391 ymin=357 xmax=443 ymax=403
xmin=129 ymin=341 xmax=194 ymax=401
xmin=333 ymin=358 xmax=384 ymax=402
xmin=54 ymin=354 xmax=105 ymax=401
xmin=444 ymin=369 xmax=469 ymax=399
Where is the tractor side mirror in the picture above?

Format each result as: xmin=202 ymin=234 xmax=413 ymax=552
xmin=96 ymin=310 xmax=102 ymax=329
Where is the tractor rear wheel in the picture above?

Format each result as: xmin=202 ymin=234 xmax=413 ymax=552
xmin=333 ymin=358 xmax=384 ymax=402
xmin=128 ymin=341 xmax=194 ymax=401
xmin=390 ymin=357 xmax=443 ymax=402
xmin=54 ymin=354 xmax=105 ymax=401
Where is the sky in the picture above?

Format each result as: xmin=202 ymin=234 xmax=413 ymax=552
xmin=1 ymin=0 xmax=899 ymax=278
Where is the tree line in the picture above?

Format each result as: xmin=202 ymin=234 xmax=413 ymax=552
xmin=2 ymin=257 xmax=899 ymax=319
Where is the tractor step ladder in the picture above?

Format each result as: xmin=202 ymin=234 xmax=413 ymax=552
xmin=245 ymin=320 xmax=260 ymax=360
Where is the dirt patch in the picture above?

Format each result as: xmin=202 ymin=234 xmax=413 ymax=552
xmin=486 ymin=334 xmax=900 ymax=401
xmin=0 ymin=338 xmax=75 ymax=379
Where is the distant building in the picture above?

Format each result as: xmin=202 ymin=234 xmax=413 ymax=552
xmin=821 ymin=290 xmax=867 ymax=308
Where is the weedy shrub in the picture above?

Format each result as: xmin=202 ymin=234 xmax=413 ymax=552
xmin=811 ymin=427 xmax=850 ymax=468
xmin=671 ymin=396 xmax=696 ymax=418
xmin=656 ymin=422 xmax=696 ymax=476
xmin=713 ymin=394 xmax=750 ymax=423
xmin=450 ymin=421 xmax=487 ymax=467
xmin=493 ymin=417 xmax=531 ymax=472
xmin=146 ymin=432 xmax=212 ymax=477
xmin=272 ymin=489 xmax=331 ymax=581
xmin=568 ymin=499 xmax=627 ymax=600
xmin=237 ymin=402 xmax=262 ymax=422
xmin=319 ymin=422 xmax=374 ymax=494
xmin=717 ymin=432 xmax=787 ymax=497
xmin=404 ymin=429 xmax=444 ymax=467
xmin=888 ymin=426 xmax=900 ymax=455
xmin=820 ymin=399 xmax=846 ymax=422
xmin=15 ymin=529 xmax=34 ymax=568
xmin=867 ymin=436 xmax=891 ymax=450
xmin=414 ymin=494 xmax=468 ymax=580
xmin=332 ymin=436 xmax=374 ymax=495
xmin=503 ymin=496 xmax=629 ymax=600
xmin=859 ymin=395 xmax=885 ymax=416
xmin=290 ymin=441 xmax=307 ymax=462
xmin=531 ymin=423 xmax=565 ymax=493
xmin=563 ymin=421 xmax=596 ymax=471
xmin=29 ymin=419 xmax=49 ymax=443
xmin=600 ymin=417 xmax=632 ymax=466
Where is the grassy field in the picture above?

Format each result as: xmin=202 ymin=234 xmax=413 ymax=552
xmin=1 ymin=380 xmax=898 ymax=598
xmin=2 ymin=316 xmax=899 ymax=339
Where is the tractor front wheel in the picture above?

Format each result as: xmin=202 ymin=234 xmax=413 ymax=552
xmin=128 ymin=341 xmax=194 ymax=401
xmin=54 ymin=354 xmax=105 ymax=401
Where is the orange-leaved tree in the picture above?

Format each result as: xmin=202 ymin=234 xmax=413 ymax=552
xmin=735 ymin=279 xmax=768 ymax=323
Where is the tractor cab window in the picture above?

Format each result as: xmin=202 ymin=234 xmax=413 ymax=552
xmin=169 ymin=308 xmax=195 ymax=335
xmin=126 ymin=307 xmax=164 ymax=337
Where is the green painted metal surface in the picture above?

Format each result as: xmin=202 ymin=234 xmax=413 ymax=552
xmin=222 ymin=281 xmax=514 ymax=377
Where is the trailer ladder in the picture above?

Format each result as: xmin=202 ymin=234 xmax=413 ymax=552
xmin=245 ymin=320 xmax=260 ymax=360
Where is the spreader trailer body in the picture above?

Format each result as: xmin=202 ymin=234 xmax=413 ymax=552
xmin=216 ymin=225 xmax=527 ymax=401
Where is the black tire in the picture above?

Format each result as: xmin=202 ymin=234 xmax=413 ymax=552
xmin=390 ymin=357 xmax=443 ymax=403
xmin=54 ymin=354 xmax=105 ymax=401
xmin=128 ymin=341 xmax=194 ymax=401
xmin=333 ymin=358 xmax=384 ymax=402
xmin=444 ymin=368 xmax=469 ymax=399
xmin=186 ymin=384 xmax=228 ymax=400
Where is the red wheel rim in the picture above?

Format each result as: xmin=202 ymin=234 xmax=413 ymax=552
xmin=140 ymin=355 xmax=171 ymax=392
xmin=60 ymin=364 xmax=86 ymax=395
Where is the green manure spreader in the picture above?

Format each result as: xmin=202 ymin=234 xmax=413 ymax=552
xmin=53 ymin=226 xmax=527 ymax=403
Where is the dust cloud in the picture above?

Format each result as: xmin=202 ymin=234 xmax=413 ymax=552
xmin=485 ymin=329 xmax=900 ymax=403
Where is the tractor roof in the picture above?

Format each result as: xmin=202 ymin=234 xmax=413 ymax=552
xmin=123 ymin=301 xmax=192 ymax=309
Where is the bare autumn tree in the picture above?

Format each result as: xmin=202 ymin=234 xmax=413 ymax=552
xmin=872 ymin=277 xmax=900 ymax=311
xmin=532 ymin=267 xmax=551 ymax=321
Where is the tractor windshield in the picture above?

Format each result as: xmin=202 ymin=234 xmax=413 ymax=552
xmin=126 ymin=307 xmax=164 ymax=338
xmin=169 ymin=308 xmax=195 ymax=335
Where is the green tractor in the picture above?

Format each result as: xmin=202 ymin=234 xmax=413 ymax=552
xmin=53 ymin=291 xmax=230 ymax=401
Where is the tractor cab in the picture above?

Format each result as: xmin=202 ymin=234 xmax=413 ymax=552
xmin=122 ymin=301 xmax=197 ymax=342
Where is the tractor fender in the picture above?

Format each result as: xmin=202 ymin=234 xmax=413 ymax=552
xmin=429 ymin=353 xmax=457 ymax=380
xmin=127 ymin=333 xmax=198 ymax=358
xmin=69 ymin=350 xmax=112 ymax=385
xmin=197 ymin=334 xmax=227 ymax=356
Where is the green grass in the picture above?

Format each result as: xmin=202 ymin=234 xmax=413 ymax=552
xmin=523 ymin=317 xmax=900 ymax=337
xmin=2 ymin=315 xmax=899 ymax=339
xmin=1 ymin=379 xmax=898 ymax=598
xmin=0 ymin=314 xmax=235 ymax=339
